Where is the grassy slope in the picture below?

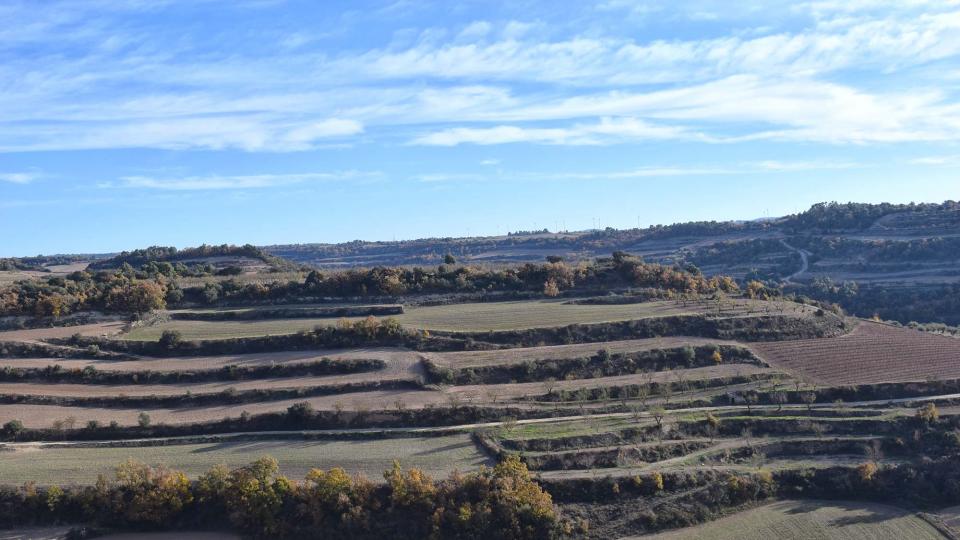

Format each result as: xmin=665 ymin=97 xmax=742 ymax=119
xmin=0 ymin=434 xmax=489 ymax=485
xmin=121 ymin=299 xmax=783 ymax=340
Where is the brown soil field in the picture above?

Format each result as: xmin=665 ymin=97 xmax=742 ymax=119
xmin=0 ymin=363 xmax=772 ymax=428
xmin=751 ymin=321 xmax=960 ymax=385
xmin=427 ymin=337 xmax=743 ymax=369
xmin=121 ymin=298 xmax=793 ymax=340
xmin=0 ymin=347 xmax=419 ymax=373
xmin=0 ymin=368 xmax=419 ymax=398
xmin=0 ymin=387 xmax=448 ymax=427
xmin=445 ymin=364 xmax=774 ymax=402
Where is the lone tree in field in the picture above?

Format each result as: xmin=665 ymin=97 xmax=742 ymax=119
xmin=137 ymin=412 xmax=151 ymax=428
xmin=158 ymin=330 xmax=182 ymax=350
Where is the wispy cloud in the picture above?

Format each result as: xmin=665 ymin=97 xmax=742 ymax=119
xmin=107 ymin=171 xmax=380 ymax=191
xmin=413 ymin=160 xmax=864 ymax=182
xmin=909 ymin=155 xmax=960 ymax=165
xmin=411 ymin=117 xmax=694 ymax=146
xmin=1 ymin=1 xmax=959 ymax=152
xmin=0 ymin=172 xmax=41 ymax=184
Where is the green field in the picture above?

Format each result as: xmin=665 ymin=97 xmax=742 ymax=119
xmin=639 ymin=500 xmax=946 ymax=540
xmin=122 ymin=299 xmax=774 ymax=340
xmin=0 ymin=434 xmax=490 ymax=485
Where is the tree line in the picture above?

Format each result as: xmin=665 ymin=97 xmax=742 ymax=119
xmin=0 ymin=252 xmax=740 ymax=318
xmin=0 ymin=455 xmax=556 ymax=540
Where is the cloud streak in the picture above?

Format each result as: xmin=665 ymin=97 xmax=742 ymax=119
xmin=109 ymin=171 xmax=380 ymax=191
xmin=0 ymin=172 xmax=40 ymax=184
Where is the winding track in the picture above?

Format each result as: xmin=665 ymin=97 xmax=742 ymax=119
xmin=2 ymin=390 xmax=956 ymax=452
xmin=779 ymin=239 xmax=811 ymax=283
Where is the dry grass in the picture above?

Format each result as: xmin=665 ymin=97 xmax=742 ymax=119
xmin=636 ymin=499 xmax=946 ymax=540
xmin=120 ymin=298 xmax=782 ymax=341
xmin=428 ymin=337 xmax=741 ymax=369
xmin=173 ymin=271 xmax=305 ymax=288
xmin=0 ymin=433 xmax=489 ymax=485
xmin=0 ymin=388 xmax=449 ymax=427
xmin=0 ymin=321 xmax=126 ymax=344
xmin=0 ymin=347 xmax=417 ymax=373
xmin=752 ymin=321 xmax=960 ymax=385
xmin=0 ymin=361 xmax=772 ymax=427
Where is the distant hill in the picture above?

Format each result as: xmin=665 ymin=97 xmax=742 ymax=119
xmin=89 ymin=244 xmax=295 ymax=271
xmin=264 ymin=201 xmax=960 ymax=278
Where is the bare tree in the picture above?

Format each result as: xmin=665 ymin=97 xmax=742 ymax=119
xmin=542 ymin=377 xmax=558 ymax=398
xmin=771 ymin=391 xmax=788 ymax=412
xmin=801 ymin=391 xmax=818 ymax=413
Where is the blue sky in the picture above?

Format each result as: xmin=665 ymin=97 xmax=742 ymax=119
xmin=2 ymin=0 xmax=960 ymax=256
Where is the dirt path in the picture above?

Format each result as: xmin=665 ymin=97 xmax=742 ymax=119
xmin=537 ymin=434 xmax=886 ymax=479
xmin=0 ymin=389 xmax=953 ymax=437
xmin=779 ymin=239 xmax=811 ymax=283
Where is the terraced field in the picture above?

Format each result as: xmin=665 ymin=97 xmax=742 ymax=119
xmin=428 ymin=336 xmax=742 ymax=369
xmin=752 ymin=321 xmax=960 ymax=384
xmin=638 ymin=500 xmax=946 ymax=540
xmin=2 ymin=295 xmax=959 ymax=539
xmin=0 ymin=433 xmax=488 ymax=485
xmin=0 ymin=347 xmax=416 ymax=372
xmin=121 ymin=298 xmax=784 ymax=340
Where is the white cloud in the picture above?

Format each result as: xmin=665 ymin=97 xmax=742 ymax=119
xmin=111 ymin=171 xmax=378 ymax=191
xmin=411 ymin=117 xmax=692 ymax=146
xmin=0 ymin=117 xmax=364 ymax=153
xmin=411 ymin=160 xmax=863 ymax=182
xmin=281 ymin=119 xmax=364 ymax=147
xmin=0 ymin=172 xmax=40 ymax=184
xmin=458 ymin=21 xmax=492 ymax=41
xmin=909 ymin=155 xmax=960 ymax=165
xmin=480 ymin=159 xmax=500 ymax=166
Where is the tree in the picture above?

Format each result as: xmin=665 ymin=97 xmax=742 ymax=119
xmin=287 ymin=401 xmax=316 ymax=424
xmin=543 ymin=279 xmax=560 ymax=297
xmin=2 ymin=419 xmax=24 ymax=439
xmin=137 ymin=412 xmax=151 ymax=428
xmin=771 ymin=391 xmax=787 ymax=411
xmin=917 ymin=403 xmax=939 ymax=424
xmin=744 ymin=392 xmax=759 ymax=414
xmin=158 ymin=330 xmax=182 ymax=350
xmin=443 ymin=253 xmax=456 ymax=265
xmin=711 ymin=350 xmax=723 ymax=364
xmin=113 ymin=460 xmax=193 ymax=527
xmin=650 ymin=406 xmax=666 ymax=430
xmin=108 ymin=281 xmax=166 ymax=314
xmin=222 ymin=456 xmax=291 ymax=537
xmin=857 ymin=461 xmax=878 ymax=482
xmin=705 ymin=413 xmax=721 ymax=442
xmin=800 ymin=390 xmax=818 ymax=412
